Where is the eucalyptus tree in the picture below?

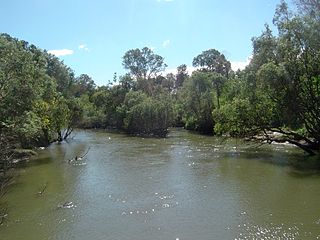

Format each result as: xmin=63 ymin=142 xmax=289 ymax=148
xmin=122 ymin=47 xmax=167 ymax=95
xmin=192 ymin=49 xmax=231 ymax=77
xmin=193 ymin=49 xmax=231 ymax=109
xmin=123 ymin=47 xmax=167 ymax=80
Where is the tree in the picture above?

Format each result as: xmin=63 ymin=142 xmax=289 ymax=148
xmin=193 ymin=49 xmax=231 ymax=109
xmin=269 ymin=0 xmax=320 ymax=154
xmin=0 ymin=34 xmax=91 ymax=147
xmin=192 ymin=49 xmax=231 ymax=77
xmin=210 ymin=73 xmax=227 ymax=109
xmin=45 ymin=52 xmax=75 ymax=97
xmin=123 ymin=91 xmax=173 ymax=137
xmin=73 ymin=74 xmax=96 ymax=97
xmin=0 ymin=36 xmax=45 ymax=120
xmin=122 ymin=47 xmax=167 ymax=80
xmin=179 ymin=72 xmax=215 ymax=134
xmin=156 ymin=74 xmax=175 ymax=92
xmin=0 ymin=34 xmax=48 ymax=147
xmin=175 ymin=64 xmax=188 ymax=89
xmin=250 ymin=24 xmax=278 ymax=70
xmin=119 ymin=74 xmax=135 ymax=91
xmin=294 ymin=0 xmax=320 ymax=16
xmin=213 ymin=0 xmax=320 ymax=155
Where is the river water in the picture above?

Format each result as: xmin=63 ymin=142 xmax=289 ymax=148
xmin=1 ymin=129 xmax=320 ymax=240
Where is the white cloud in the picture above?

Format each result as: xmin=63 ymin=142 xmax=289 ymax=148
xmin=48 ymin=49 xmax=74 ymax=57
xmin=162 ymin=67 xmax=177 ymax=76
xmin=185 ymin=66 xmax=198 ymax=75
xmin=78 ymin=44 xmax=86 ymax=49
xmin=231 ymin=56 xmax=252 ymax=71
xmin=78 ymin=44 xmax=90 ymax=51
xmin=162 ymin=40 xmax=170 ymax=48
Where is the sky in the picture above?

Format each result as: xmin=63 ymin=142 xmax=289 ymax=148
xmin=0 ymin=0 xmax=286 ymax=86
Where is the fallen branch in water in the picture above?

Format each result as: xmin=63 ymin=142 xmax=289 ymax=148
xmin=37 ymin=182 xmax=48 ymax=196
xmin=79 ymin=147 xmax=91 ymax=159
xmin=68 ymin=147 xmax=91 ymax=163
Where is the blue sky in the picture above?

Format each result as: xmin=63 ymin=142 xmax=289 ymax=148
xmin=1 ymin=0 xmax=285 ymax=86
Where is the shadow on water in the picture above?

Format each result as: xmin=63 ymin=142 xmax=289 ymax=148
xmin=287 ymin=155 xmax=320 ymax=177
xmin=239 ymin=144 xmax=320 ymax=177
xmin=169 ymin=128 xmax=320 ymax=177
xmin=15 ymin=157 xmax=52 ymax=169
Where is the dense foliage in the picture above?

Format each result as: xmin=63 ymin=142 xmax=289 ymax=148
xmin=213 ymin=0 xmax=320 ymax=154
xmin=0 ymin=34 xmax=91 ymax=178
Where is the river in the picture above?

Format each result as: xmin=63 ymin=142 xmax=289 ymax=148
xmin=1 ymin=129 xmax=320 ymax=240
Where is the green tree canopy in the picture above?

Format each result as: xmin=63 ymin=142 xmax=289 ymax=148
xmin=122 ymin=47 xmax=167 ymax=80
xmin=192 ymin=49 xmax=231 ymax=78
